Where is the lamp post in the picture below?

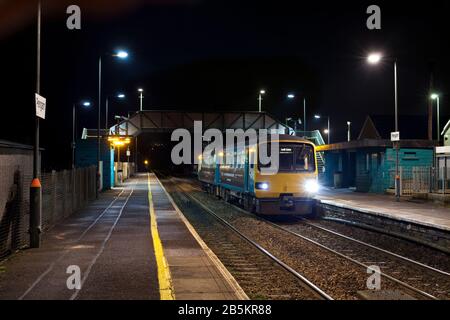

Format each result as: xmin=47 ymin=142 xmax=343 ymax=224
xmin=72 ymin=101 xmax=92 ymax=169
xmin=287 ymin=93 xmax=307 ymax=134
xmin=285 ymin=117 xmax=301 ymax=135
xmin=97 ymin=50 xmax=128 ymax=198
xmin=303 ymin=97 xmax=307 ymax=132
xmin=367 ymin=52 xmax=400 ymax=201
xmin=258 ymin=90 xmax=266 ymax=112
xmin=138 ymin=88 xmax=144 ymax=111
xmin=431 ymin=93 xmax=440 ymax=143
xmin=105 ymin=93 xmax=126 ymax=130
xmin=314 ymin=114 xmax=330 ymax=144
xmin=136 ymin=88 xmax=144 ymax=173
xmin=347 ymin=121 xmax=351 ymax=142
xmin=287 ymin=94 xmax=296 ymax=134
xmin=30 ymin=0 xmax=42 ymax=248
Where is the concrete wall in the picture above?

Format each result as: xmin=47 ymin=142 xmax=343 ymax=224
xmin=0 ymin=146 xmax=33 ymax=256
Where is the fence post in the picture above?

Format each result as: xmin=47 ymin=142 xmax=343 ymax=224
xmin=429 ymin=167 xmax=432 ymax=194
xmin=51 ymin=170 xmax=56 ymax=225
xmin=77 ymin=168 xmax=81 ymax=209
xmin=444 ymin=158 xmax=448 ymax=194
xmin=399 ymin=167 xmax=403 ymax=196
xmin=71 ymin=169 xmax=75 ymax=214
xmin=84 ymin=168 xmax=88 ymax=203
xmin=62 ymin=170 xmax=67 ymax=217
xmin=90 ymin=166 xmax=94 ymax=200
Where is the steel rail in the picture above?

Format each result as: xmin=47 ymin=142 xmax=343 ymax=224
xmin=173 ymin=176 xmax=441 ymax=300
xmin=170 ymin=180 xmax=333 ymax=301
xmin=260 ymin=218 xmax=439 ymax=300
xmin=298 ymin=218 xmax=450 ymax=277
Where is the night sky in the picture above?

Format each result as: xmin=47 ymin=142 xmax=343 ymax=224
xmin=0 ymin=0 xmax=449 ymax=169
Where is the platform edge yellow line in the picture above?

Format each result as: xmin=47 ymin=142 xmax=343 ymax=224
xmin=147 ymin=173 xmax=175 ymax=300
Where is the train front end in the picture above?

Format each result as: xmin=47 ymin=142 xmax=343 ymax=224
xmin=254 ymin=138 xmax=319 ymax=215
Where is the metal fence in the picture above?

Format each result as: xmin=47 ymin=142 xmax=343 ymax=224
xmin=0 ymin=166 xmax=97 ymax=260
xmin=389 ymin=167 xmax=450 ymax=196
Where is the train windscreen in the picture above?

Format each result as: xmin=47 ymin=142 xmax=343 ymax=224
xmin=259 ymin=143 xmax=316 ymax=173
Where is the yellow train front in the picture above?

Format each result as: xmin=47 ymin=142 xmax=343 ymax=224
xmin=198 ymin=135 xmax=319 ymax=216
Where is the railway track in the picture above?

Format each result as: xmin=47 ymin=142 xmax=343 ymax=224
xmin=166 ymin=176 xmax=449 ymax=300
xmin=160 ymin=176 xmax=332 ymax=300
xmin=269 ymin=219 xmax=450 ymax=300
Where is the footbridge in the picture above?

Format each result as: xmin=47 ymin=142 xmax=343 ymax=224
xmin=107 ymin=110 xmax=291 ymax=136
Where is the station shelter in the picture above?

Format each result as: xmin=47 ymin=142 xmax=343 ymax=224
xmin=317 ymin=115 xmax=436 ymax=193
xmin=75 ymin=129 xmax=115 ymax=190
xmin=442 ymin=119 xmax=450 ymax=146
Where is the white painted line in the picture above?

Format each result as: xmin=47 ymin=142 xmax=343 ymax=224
xmin=70 ymin=183 xmax=136 ymax=300
xmin=19 ymin=188 xmax=127 ymax=300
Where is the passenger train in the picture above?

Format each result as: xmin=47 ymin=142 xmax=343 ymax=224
xmin=198 ymin=135 xmax=319 ymax=215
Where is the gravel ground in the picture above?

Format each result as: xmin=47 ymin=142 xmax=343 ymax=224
xmin=279 ymin=221 xmax=450 ymax=300
xmin=313 ymin=219 xmax=450 ymax=273
xmin=170 ymin=177 xmax=430 ymax=300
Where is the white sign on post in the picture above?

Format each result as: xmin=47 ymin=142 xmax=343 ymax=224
xmin=391 ymin=131 xmax=400 ymax=142
xmin=35 ymin=93 xmax=46 ymax=119
xmin=126 ymin=150 xmax=131 ymax=157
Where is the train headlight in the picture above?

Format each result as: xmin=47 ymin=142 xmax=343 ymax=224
xmin=256 ymin=182 xmax=270 ymax=190
xmin=304 ymin=179 xmax=320 ymax=193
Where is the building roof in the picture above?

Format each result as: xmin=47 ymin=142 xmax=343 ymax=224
xmin=358 ymin=115 xmax=429 ymax=140
xmin=442 ymin=119 xmax=450 ymax=136
xmin=317 ymin=139 xmax=436 ymax=152
xmin=81 ymin=128 xmax=111 ymax=139
xmin=0 ymin=139 xmax=34 ymax=150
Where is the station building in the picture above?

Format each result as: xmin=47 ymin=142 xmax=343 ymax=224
xmin=318 ymin=115 xmax=437 ymax=193
xmin=75 ymin=129 xmax=114 ymax=190
xmin=443 ymin=119 xmax=450 ymax=146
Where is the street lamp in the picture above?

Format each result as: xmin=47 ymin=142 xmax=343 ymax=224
xmin=105 ymin=93 xmax=126 ymax=129
xmin=367 ymin=53 xmax=382 ymax=64
xmin=258 ymin=90 xmax=266 ymax=112
xmin=138 ymin=88 xmax=144 ymax=111
xmin=287 ymin=94 xmax=307 ymax=132
xmin=431 ymin=93 xmax=441 ymax=143
xmin=97 ymin=49 xmax=129 ymax=198
xmin=72 ymin=100 xmax=92 ymax=169
xmin=314 ymin=114 xmax=330 ymax=144
xmin=367 ymin=52 xmax=400 ymax=201
xmin=347 ymin=121 xmax=351 ymax=142
xmin=115 ymin=51 xmax=129 ymax=59
xmin=286 ymin=94 xmax=300 ymax=134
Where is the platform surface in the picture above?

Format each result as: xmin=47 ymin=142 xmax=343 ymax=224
xmin=316 ymin=188 xmax=450 ymax=232
xmin=0 ymin=173 xmax=244 ymax=300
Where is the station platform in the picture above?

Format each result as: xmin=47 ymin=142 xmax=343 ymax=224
xmin=0 ymin=173 xmax=246 ymax=300
xmin=316 ymin=188 xmax=450 ymax=232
